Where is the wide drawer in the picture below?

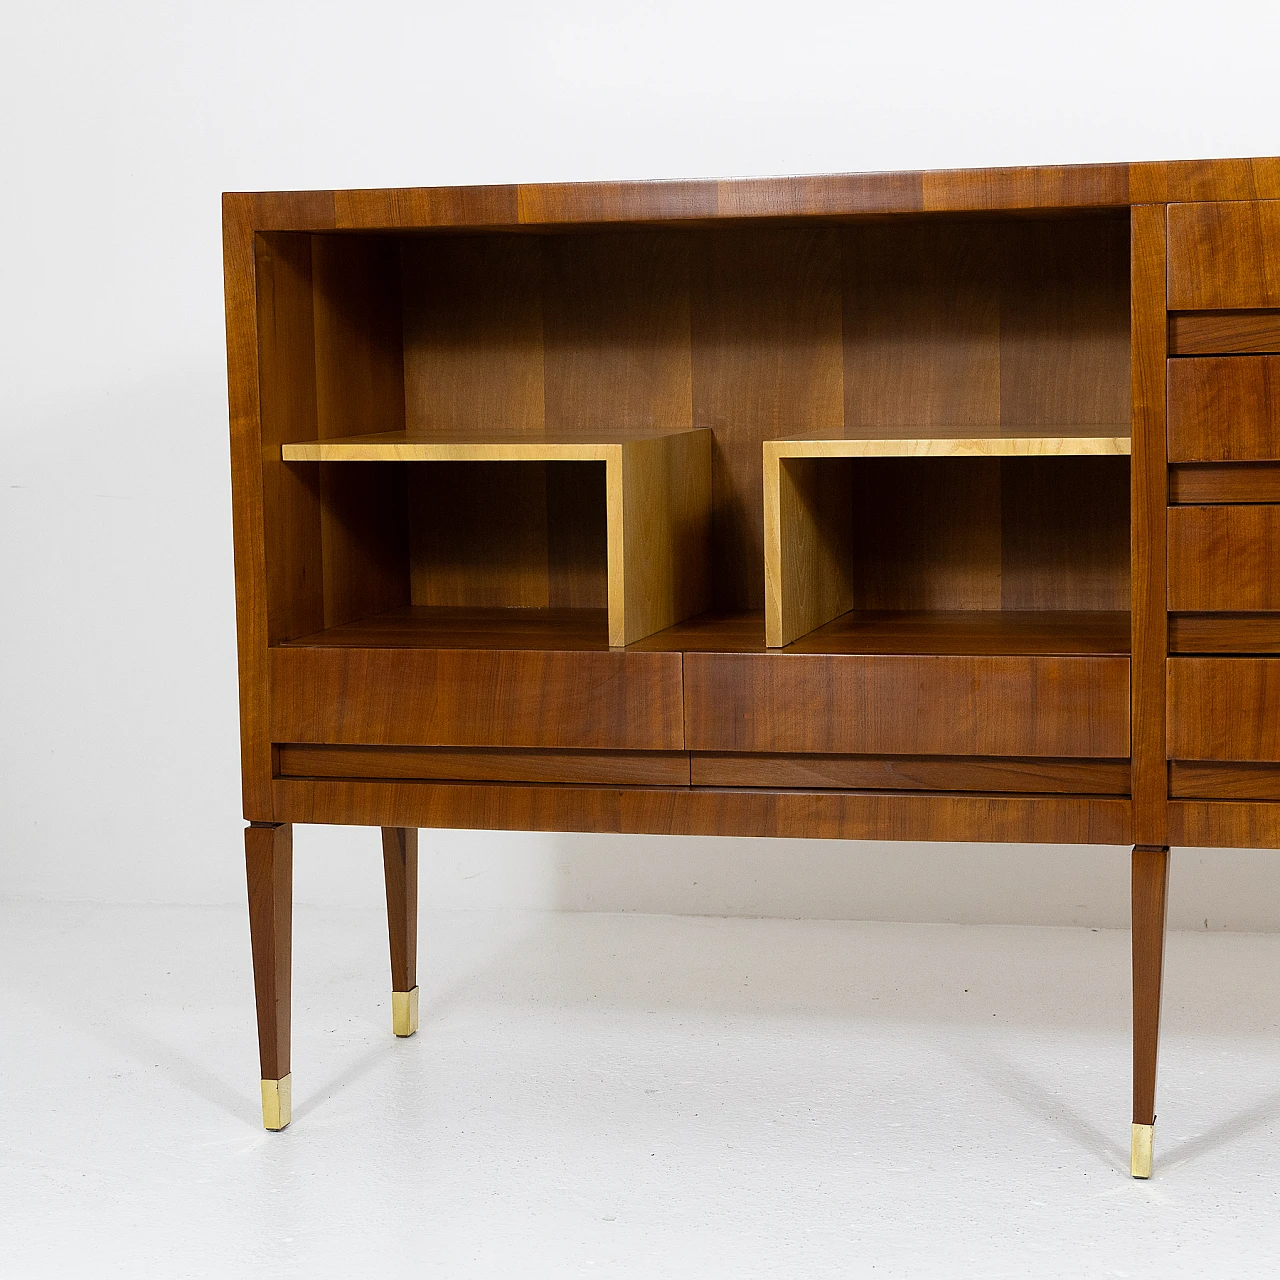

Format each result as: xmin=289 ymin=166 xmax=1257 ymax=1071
xmin=1168 ymin=658 xmax=1280 ymax=761
xmin=1168 ymin=201 xmax=1280 ymax=310
xmin=1168 ymin=357 xmax=1280 ymax=462
xmin=684 ymin=653 xmax=1129 ymax=758
xmin=270 ymin=646 xmax=685 ymax=750
xmin=1168 ymin=505 xmax=1280 ymax=611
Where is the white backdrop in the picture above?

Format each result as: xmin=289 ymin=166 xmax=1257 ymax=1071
xmin=5 ymin=0 xmax=1280 ymax=927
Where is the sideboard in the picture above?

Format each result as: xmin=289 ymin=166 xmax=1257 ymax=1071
xmin=224 ymin=157 xmax=1280 ymax=1175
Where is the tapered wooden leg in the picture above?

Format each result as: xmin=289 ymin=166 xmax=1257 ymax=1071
xmin=1131 ymin=844 xmax=1170 ymax=1178
xmin=382 ymin=827 xmax=419 ymax=1037
xmin=246 ymin=822 xmax=293 ymax=1130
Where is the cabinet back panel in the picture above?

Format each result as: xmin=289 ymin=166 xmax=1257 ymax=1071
xmin=848 ymin=456 xmax=1130 ymax=611
xmin=408 ymin=460 xmax=608 ymax=609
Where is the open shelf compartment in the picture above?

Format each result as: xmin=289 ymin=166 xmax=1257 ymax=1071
xmin=280 ymin=427 xmax=711 ymax=648
xmin=764 ymin=446 xmax=1132 ymax=649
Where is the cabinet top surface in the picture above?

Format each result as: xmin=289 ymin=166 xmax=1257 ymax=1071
xmin=224 ymin=157 xmax=1280 ymax=233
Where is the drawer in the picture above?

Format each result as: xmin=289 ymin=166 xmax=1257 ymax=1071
xmin=1169 ymin=201 xmax=1280 ymax=310
xmin=270 ymin=646 xmax=685 ymax=750
xmin=683 ymin=653 xmax=1130 ymax=758
xmin=1168 ymin=357 xmax=1280 ymax=462
xmin=1168 ymin=658 xmax=1280 ymax=761
xmin=1168 ymin=505 xmax=1280 ymax=611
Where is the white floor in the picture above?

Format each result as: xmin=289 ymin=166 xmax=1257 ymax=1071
xmin=2 ymin=904 xmax=1279 ymax=1278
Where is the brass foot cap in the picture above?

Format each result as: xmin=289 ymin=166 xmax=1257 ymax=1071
xmin=1130 ymin=1122 xmax=1153 ymax=1178
xmin=393 ymin=987 xmax=420 ymax=1037
xmin=261 ymin=1075 xmax=292 ymax=1131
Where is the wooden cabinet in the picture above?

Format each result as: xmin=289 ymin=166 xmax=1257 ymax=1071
xmin=226 ymin=156 xmax=1280 ymax=1172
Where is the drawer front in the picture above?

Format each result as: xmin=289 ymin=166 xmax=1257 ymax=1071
xmin=1168 ymin=356 xmax=1280 ymax=462
xmin=1168 ymin=505 xmax=1280 ymax=611
xmin=1169 ymin=201 xmax=1280 ymax=310
xmin=684 ymin=653 xmax=1130 ymax=758
xmin=270 ymin=646 xmax=685 ymax=750
xmin=1168 ymin=658 xmax=1280 ymax=761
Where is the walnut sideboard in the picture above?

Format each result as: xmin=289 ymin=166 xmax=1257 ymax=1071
xmin=224 ymin=157 xmax=1280 ymax=1175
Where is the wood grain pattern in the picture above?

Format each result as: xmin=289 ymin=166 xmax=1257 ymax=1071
xmin=381 ymin=827 xmax=418 ymax=995
xmin=1170 ymin=761 xmax=1280 ymax=800
xmin=616 ymin=429 xmax=712 ymax=644
xmin=311 ymin=236 xmax=409 ymax=628
xmin=1168 ymin=464 xmax=1280 ymax=504
xmin=631 ymin=609 xmax=1131 ymax=655
xmin=245 ymin=823 xmax=292 ymax=1081
xmin=843 ymin=216 xmax=1130 ymax=430
xmin=278 ymin=743 xmax=692 ymax=787
xmin=1131 ymin=844 xmax=1169 ymax=1128
xmin=1168 ymin=614 xmax=1280 ymax=653
xmin=715 ymin=172 xmax=924 ymax=218
xmin=921 ymin=165 xmax=1129 ymax=212
xmin=764 ymin=454 xmax=853 ymax=647
xmin=689 ymin=228 xmax=844 ymax=610
xmin=233 ymin=160 xmax=1280 ymax=239
xmin=1130 ymin=205 xmax=1170 ymax=848
xmin=1168 ymin=798 xmax=1280 ymax=848
xmin=255 ymin=233 xmax=323 ymax=646
xmin=274 ymin=778 xmax=1132 ymax=846
xmin=767 ymin=425 xmax=1130 ymax=457
xmin=1169 ymin=201 xmax=1280 ymax=310
xmin=285 ymin=605 xmax=612 ymax=650
xmin=844 ymin=219 xmax=1001 ymax=428
xmin=691 ymin=754 xmax=1130 ymax=795
xmin=303 ymin=430 xmax=711 ymax=644
xmin=270 ymin=645 xmax=685 ymax=751
xmin=227 ymin=190 xmax=335 ymax=232
xmin=1168 ymin=311 xmax=1280 ymax=355
xmin=222 ymin=199 xmax=274 ymax=818
xmin=765 ymin=453 xmax=1131 ymax=644
xmin=684 ymin=653 xmax=1130 ymax=757
xmin=1167 ymin=658 xmax=1280 ymax=761
xmin=1168 ymin=356 xmax=1280 ymax=462
xmin=542 ymin=231 xmax=693 ymax=434
xmin=1169 ymin=505 xmax=1280 ymax=611
xmin=334 ymin=184 xmax=519 ymax=230
xmin=517 ymin=180 xmax=718 ymax=225
xmin=1133 ymin=157 xmax=1280 ymax=204
xmin=402 ymin=235 xmax=546 ymax=437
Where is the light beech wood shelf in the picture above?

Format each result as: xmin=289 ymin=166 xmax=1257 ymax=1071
xmin=282 ymin=428 xmax=712 ymax=647
xmin=766 ymin=424 xmax=1131 ymax=459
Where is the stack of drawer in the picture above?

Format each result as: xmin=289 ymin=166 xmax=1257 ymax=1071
xmin=1166 ymin=200 xmax=1280 ymax=800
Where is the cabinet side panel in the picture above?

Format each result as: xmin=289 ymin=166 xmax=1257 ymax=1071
xmin=1131 ymin=205 xmax=1169 ymax=845
xmin=255 ymin=234 xmax=325 ymax=646
xmin=224 ymin=201 xmax=274 ymax=817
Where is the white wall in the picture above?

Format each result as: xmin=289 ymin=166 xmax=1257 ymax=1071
xmin=4 ymin=0 xmax=1280 ymax=927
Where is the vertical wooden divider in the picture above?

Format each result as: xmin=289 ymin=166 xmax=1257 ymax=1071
xmin=1130 ymin=205 xmax=1168 ymax=845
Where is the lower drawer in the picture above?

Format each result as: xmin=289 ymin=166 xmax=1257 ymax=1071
xmin=1167 ymin=657 xmax=1280 ymax=762
xmin=684 ymin=653 xmax=1130 ymax=758
xmin=270 ymin=646 xmax=685 ymax=750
